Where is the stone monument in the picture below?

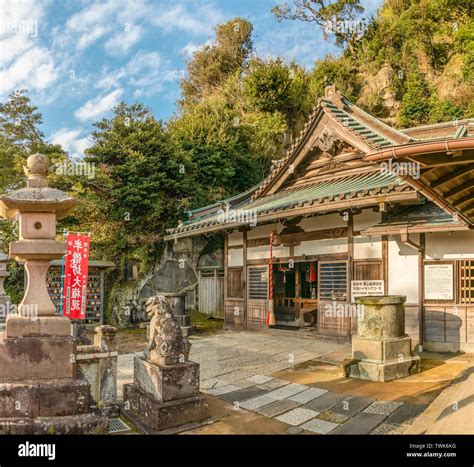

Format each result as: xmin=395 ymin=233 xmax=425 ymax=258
xmin=345 ymin=295 xmax=421 ymax=382
xmin=161 ymin=292 xmax=196 ymax=336
xmin=123 ymin=294 xmax=208 ymax=432
xmin=0 ymin=153 xmax=107 ymax=434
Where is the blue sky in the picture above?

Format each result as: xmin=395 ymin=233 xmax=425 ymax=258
xmin=1 ymin=0 xmax=383 ymax=158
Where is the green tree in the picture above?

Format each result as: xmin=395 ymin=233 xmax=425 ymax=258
xmin=272 ymin=0 xmax=365 ymax=55
xmin=82 ymin=102 xmax=192 ymax=267
xmin=169 ymin=96 xmax=261 ymax=205
xmin=243 ymin=58 xmax=313 ymax=130
xmin=181 ymin=18 xmax=253 ymax=104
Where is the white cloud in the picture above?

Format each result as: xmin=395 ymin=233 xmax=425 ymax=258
xmin=60 ymin=0 xmax=150 ymax=55
xmin=105 ymin=23 xmax=143 ymax=56
xmin=74 ymin=88 xmax=123 ymax=122
xmin=50 ymin=127 xmax=92 ymax=159
xmin=150 ymin=3 xmax=223 ymax=36
xmin=93 ymin=50 xmax=177 ymax=99
xmin=0 ymin=0 xmax=57 ymax=97
xmin=180 ymin=39 xmax=212 ymax=59
xmin=0 ymin=46 xmax=57 ymax=96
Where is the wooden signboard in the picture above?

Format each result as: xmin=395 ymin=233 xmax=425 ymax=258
xmin=351 ymin=280 xmax=384 ymax=300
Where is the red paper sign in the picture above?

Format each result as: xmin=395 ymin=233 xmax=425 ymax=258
xmin=62 ymin=233 xmax=90 ymax=320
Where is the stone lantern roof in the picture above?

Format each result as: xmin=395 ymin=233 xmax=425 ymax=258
xmin=0 ymin=153 xmax=76 ymax=220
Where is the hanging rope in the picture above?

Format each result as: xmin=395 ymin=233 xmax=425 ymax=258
xmin=266 ymin=231 xmax=276 ymax=326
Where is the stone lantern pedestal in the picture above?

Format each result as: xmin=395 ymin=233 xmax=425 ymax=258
xmin=346 ymin=295 xmax=421 ymax=382
xmin=0 ymin=154 xmax=107 ymax=434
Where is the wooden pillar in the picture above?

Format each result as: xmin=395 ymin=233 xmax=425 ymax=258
xmin=242 ymin=230 xmax=248 ymax=329
xmin=418 ymin=233 xmax=425 ymax=350
xmin=382 ymin=235 xmax=389 ymax=294
xmin=223 ymin=236 xmax=228 ymax=303
xmin=347 ymin=214 xmax=354 ymax=299
xmin=223 ymin=234 xmax=228 ymax=327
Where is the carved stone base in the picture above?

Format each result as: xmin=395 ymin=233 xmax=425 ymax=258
xmin=349 ymin=335 xmax=421 ymax=381
xmin=0 ymin=376 xmax=108 ymax=434
xmin=134 ymin=356 xmax=200 ymax=402
xmin=123 ymin=383 xmax=209 ymax=433
xmin=348 ymin=356 xmax=421 ymax=382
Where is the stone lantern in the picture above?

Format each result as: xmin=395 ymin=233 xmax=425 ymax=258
xmin=0 ymin=153 xmax=107 ymax=434
xmin=0 ymin=153 xmax=75 ymax=317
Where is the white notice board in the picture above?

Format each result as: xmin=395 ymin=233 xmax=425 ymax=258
xmin=424 ymin=264 xmax=453 ymax=300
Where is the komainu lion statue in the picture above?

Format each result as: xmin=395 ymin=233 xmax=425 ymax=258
xmin=144 ymin=294 xmax=191 ymax=366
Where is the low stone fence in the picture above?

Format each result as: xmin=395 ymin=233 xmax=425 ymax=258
xmin=77 ymin=325 xmax=118 ymax=416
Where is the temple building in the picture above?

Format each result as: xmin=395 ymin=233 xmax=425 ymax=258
xmin=165 ymin=86 xmax=474 ymax=353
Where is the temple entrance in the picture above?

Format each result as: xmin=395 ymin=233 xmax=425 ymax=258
xmin=273 ymin=260 xmax=318 ymax=328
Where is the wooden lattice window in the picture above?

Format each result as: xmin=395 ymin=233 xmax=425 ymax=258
xmin=248 ymin=266 xmax=268 ymax=300
xmin=319 ymin=261 xmax=348 ymax=301
xmin=458 ymin=260 xmax=474 ymax=304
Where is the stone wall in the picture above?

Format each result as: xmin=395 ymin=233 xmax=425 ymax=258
xmin=110 ymin=236 xmax=222 ymax=328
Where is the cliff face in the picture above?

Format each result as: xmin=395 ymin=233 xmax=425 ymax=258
xmin=333 ymin=0 xmax=473 ymax=127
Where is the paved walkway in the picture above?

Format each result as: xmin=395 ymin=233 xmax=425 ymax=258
xmin=117 ymin=331 xmax=473 ymax=434
xmin=406 ymin=365 xmax=474 ymax=434
xmin=117 ymin=330 xmax=345 ymax=399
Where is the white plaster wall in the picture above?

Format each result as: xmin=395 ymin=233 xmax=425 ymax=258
xmin=247 ymin=222 xmax=281 ymax=240
xmin=294 ymin=237 xmax=348 ymax=256
xmin=354 ymin=236 xmax=382 ymax=259
xmin=228 ymin=248 xmax=243 ymax=267
xmin=248 ymin=245 xmax=289 ymax=261
xmin=299 ymin=213 xmax=346 ymax=231
xmin=228 ymin=231 xmax=243 ymax=247
xmin=388 ymin=235 xmax=419 ymax=304
xmin=425 ymin=231 xmax=474 ymax=260
xmin=353 ymin=209 xmax=382 ymax=231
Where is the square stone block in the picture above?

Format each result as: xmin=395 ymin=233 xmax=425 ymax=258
xmin=352 ymin=336 xmax=383 ymax=361
xmin=0 ymin=335 xmax=76 ymax=381
xmin=0 ymin=377 xmax=91 ymax=418
xmin=275 ymin=407 xmax=318 ymax=426
xmin=382 ymin=336 xmax=412 ymax=361
xmin=257 ymin=399 xmax=301 ymax=418
xmin=38 ymin=378 xmax=91 ymax=416
xmin=5 ymin=316 xmax=72 ymax=337
xmin=301 ymin=417 xmax=339 ymax=434
xmin=0 ymin=381 xmax=40 ymax=418
xmin=331 ymin=412 xmax=387 ymax=434
xmin=350 ymin=357 xmax=420 ymax=382
xmin=134 ymin=356 xmax=200 ymax=402
xmin=123 ymin=383 xmax=209 ymax=432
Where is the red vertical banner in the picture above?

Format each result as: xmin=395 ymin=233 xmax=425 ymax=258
xmin=62 ymin=233 xmax=90 ymax=320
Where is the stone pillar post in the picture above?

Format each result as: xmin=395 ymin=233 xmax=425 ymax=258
xmin=346 ymin=295 xmax=421 ymax=382
xmin=95 ymin=325 xmax=118 ymax=413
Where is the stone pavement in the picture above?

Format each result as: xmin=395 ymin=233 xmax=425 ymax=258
xmin=117 ymin=330 xmax=346 ymax=400
xmin=117 ymin=331 xmax=473 ymax=435
xmin=202 ymin=373 xmax=425 ymax=434
xmin=405 ymin=364 xmax=474 ymax=434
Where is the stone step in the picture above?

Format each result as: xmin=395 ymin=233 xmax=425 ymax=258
xmin=0 ymin=411 xmax=108 ymax=435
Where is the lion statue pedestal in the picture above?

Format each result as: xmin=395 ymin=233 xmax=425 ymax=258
xmin=123 ymin=295 xmax=208 ymax=432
